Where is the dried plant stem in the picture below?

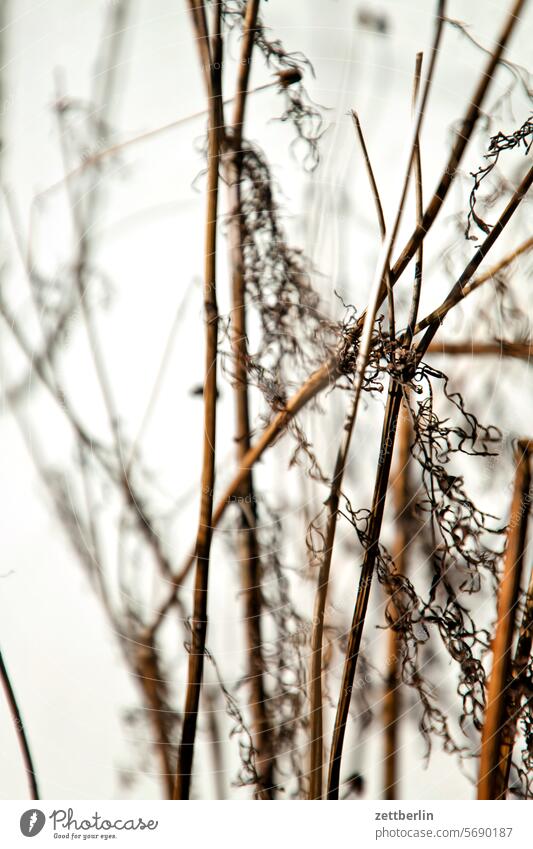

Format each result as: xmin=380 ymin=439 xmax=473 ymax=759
xmin=427 ymin=339 xmax=533 ymax=361
xmin=477 ymin=441 xmax=532 ymax=799
xmin=382 ymin=52 xmax=423 ymax=798
xmin=187 ymin=0 xmax=212 ymax=87
xmin=428 ymin=341 xmax=533 ymax=361
xmin=135 ymin=638 xmax=176 ymax=799
xmin=390 ymin=0 xmax=527 ymax=298
xmin=203 ymin=683 xmax=226 ymax=800
xmin=383 ymin=400 xmax=412 ymax=800
xmin=307 ymin=394 xmax=358 ymax=799
xmin=351 ymin=112 xmax=391 ymax=327
xmin=415 ymin=165 xmax=533 ymax=358
xmin=347 ymin=2 xmax=445 ymax=446
xmin=231 ymin=0 xmax=260 ymax=138
xmin=0 ymin=649 xmax=39 ymax=799
xmin=308 ymin=111 xmax=389 ymax=799
xmin=223 ymin=0 xmax=275 ymax=799
xmin=497 ymin=556 xmax=533 ymax=796
xmin=406 ymin=53 xmax=424 ymax=343
xmin=174 ymin=1 xmax=223 ymax=801
xmin=328 ymin=380 xmax=404 ymax=798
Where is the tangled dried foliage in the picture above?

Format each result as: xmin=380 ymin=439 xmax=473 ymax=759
xmin=219 ymin=0 xmax=325 ymax=169
xmin=467 ymin=115 xmax=533 ymax=239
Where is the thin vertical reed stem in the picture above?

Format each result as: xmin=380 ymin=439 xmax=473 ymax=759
xmin=0 ymin=650 xmax=39 ymax=799
xmin=383 ymin=401 xmax=412 ymax=799
xmin=478 ymin=441 xmax=532 ymax=799
xmin=174 ymin=0 xmax=223 ymax=800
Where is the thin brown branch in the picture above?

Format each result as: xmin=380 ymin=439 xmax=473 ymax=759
xmin=174 ymin=0 xmax=223 ymax=800
xmin=383 ymin=399 xmax=412 ymax=800
xmin=223 ymin=0 xmax=275 ymax=799
xmin=415 ymin=165 xmax=533 ymax=358
xmin=389 ymin=0 xmax=528 ymax=298
xmin=406 ymin=52 xmax=424 ymax=343
xmin=231 ymin=0 xmax=260 ymax=145
xmin=308 ymin=109 xmax=392 ymax=799
xmin=0 ymin=649 xmax=39 ymax=799
xmin=307 ymin=389 xmax=358 ymax=799
xmin=477 ymin=440 xmax=532 ymax=799
xmin=351 ymin=111 xmax=393 ymax=335
xmin=348 ymin=1 xmax=446 ymax=445
xmin=427 ymin=340 xmax=533 ymax=360
xmin=327 ymin=380 xmax=404 ymax=798
xmin=135 ymin=637 xmax=176 ymax=799
xmin=497 ymin=553 xmax=533 ymax=796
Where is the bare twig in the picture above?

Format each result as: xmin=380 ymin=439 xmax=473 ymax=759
xmin=327 ymin=380 xmax=404 ymax=798
xmin=307 ymin=109 xmax=390 ymax=799
xmin=346 ymin=1 xmax=446 ymax=446
xmin=383 ymin=400 xmax=413 ymax=800
xmin=223 ymin=0 xmax=276 ymax=799
xmin=415 ymin=165 xmax=533 ymax=358
xmin=478 ymin=440 xmax=532 ymax=799
xmin=497 ymin=554 xmax=533 ymax=796
xmin=174 ymin=0 xmax=224 ymax=800
xmin=427 ymin=340 xmax=533 ymax=361
xmin=0 ymin=650 xmax=39 ymax=799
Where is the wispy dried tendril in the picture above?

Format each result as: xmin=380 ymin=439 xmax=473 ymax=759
xmin=467 ymin=115 xmax=533 ymax=239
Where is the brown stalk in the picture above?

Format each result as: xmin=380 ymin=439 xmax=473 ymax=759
xmin=477 ymin=440 xmax=532 ymax=799
xmin=383 ymin=53 xmax=423 ymax=796
xmin=174 ymin=0 xmax=223 ymax=800
xmin=0 ymin=650 xmax=39 ymax=799
xmin=328 ymin=166 xmax=532 ymax=797
xmin=427 ymin=341 xmax=533 ymax=361
xmin=383 ymin=401 xmax=413 ymax=800
xmin=307 ymin=392 xmax=359 ymax=799
xmin=203 ymin=682 xmax=226 ymax=800
xmin=405 ymin=52 xmax=424 ymax=344
xmin=135 ymin=638 xmax=176 ymax=799
xmin=223 ymin=0 xmax=275 ymax=799
xmin=347 ymin=2 xmax=446 ymax=452
xmin=308 ymin=48 xmax=428 ymax=799
xmin=389 ymin=0 xmax=528 ymax=299
xmin=350 ymin=112 xmax=392 ymax=331
xmin=327 ymin=379 xmax=404 ymax=799
xmin=415 ymin=164 xmax=533 ymax=359
xmin=308 ymin=110 xmax=389 ymax=800
xmin=150 ymin=358 xmax=337 ymax=628
xmin=497 ymin=550 xmax=533 ymax=796
xmin=327 ymin=45 xmax=432 ymax=796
